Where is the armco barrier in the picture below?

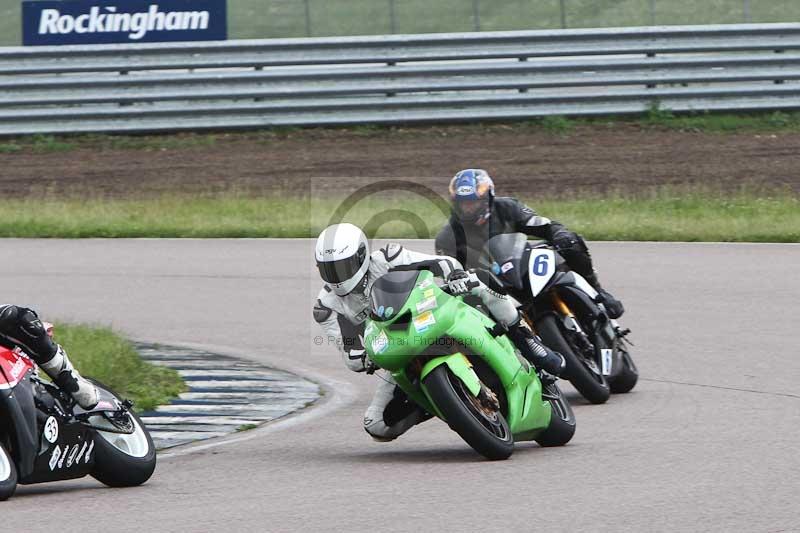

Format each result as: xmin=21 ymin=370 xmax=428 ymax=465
xmin=1 ymin=23 xmax=799 ymax=135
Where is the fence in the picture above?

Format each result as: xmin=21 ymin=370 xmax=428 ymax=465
xmin=0 ymin=23 xmax=799 ymax=135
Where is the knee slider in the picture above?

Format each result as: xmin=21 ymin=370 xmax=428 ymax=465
xmin=363 ymin=411 xmax=397 ymax=441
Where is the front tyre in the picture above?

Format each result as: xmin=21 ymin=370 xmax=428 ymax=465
xmin=535 ymin=381 xmax=576 ymax=447
xmin=0 ymin=442 xmax=17 ymax=501
xmin=92 ymin=410 xmax=156 ymax=488
xmin=610 ymin=347 xmax=638 ymax=394
xmin=423 ymin=365 xmax=514 ymax=460
xmin=536 ymin=314 xmax=610 ymax=405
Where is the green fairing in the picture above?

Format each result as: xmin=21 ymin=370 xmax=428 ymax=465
xmin=365 ymin=270 xmax=552 ymax=442
xmin=420 ymin=353 xmax=481 ymax=396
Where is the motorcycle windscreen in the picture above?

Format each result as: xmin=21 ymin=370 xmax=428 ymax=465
xmin=370 ymin=270 xmax=420 ymax=321
xmin=484 ymin=233 xmax=528 ymax=290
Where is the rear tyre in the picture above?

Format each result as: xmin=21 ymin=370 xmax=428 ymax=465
xmin=536 ymin=381 xmax=576 ymax=447
xmin=610 ymin=347 xmax=638 ymax=394
xmin=536 ymin=314 xmax=610 ymax=404
xmin=423 ymin=365 xmax=514 ymax=460
xmin=92 ymin=409 xmax=156 ymax=488
xmin=0 ymin=442 xmax=18 ymax=501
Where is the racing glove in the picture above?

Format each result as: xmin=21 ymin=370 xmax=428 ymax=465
xmin=446 ymin=269 xmax=480 ymax=296
xmin=345 ymin=348 xmax=376 ymax=374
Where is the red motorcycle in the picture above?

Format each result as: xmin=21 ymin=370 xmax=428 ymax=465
xmin=0 ymin=338 xmax=156 ymax=501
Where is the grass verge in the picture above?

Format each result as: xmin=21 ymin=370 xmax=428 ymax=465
xmin=0 ymin=190 xmax=797 ymax=242
xmin=53 ymin=323 xmax=186 ymax=412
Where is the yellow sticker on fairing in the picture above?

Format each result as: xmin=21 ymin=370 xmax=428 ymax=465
xmin=423 ymin=289 xmax=435 ymax=299
xmin=413 ymin=311 xmax=436 ymax=332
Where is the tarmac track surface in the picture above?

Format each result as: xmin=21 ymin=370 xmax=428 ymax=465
xmin=1 ymin=239 xmax=798 ymax=532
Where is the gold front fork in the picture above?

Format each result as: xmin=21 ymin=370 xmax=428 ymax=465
xmin=551 ymin=292 xmax=576 ymax=318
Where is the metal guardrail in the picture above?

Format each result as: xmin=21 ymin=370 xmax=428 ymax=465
xmin=1 ymin=24 xmax=799 ymax=136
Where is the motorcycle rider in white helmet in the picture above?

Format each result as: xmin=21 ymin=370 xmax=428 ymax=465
xmin=313 ymin=223 xmax=565 ymax=442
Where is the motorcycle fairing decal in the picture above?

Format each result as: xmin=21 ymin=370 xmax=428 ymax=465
xmin=528 ymin=249 xmax=556 ymax=297
xmin=372 ymin=330 xmax=389 ymax=354
xmin=600 ymin=349 xmax=613 ymax=376
xmin=44 ymin=438 xmax=93 ymax=475
xmin=74 ymin=441 xmax=89 ymax=464
xmin=48 ymin=446 xmax=62 ymax=471
xmin=413 ymin=311 xmax=436 ymax=333
xmin=43 ymin=416 xmax=59 ymax=443
xmin=58 ymin=445 xmax=69 ymax=469
xmin=65 ymin=444 xmax=81 ymax=468
xmin=0 ymin=347 xmax=34 ymax=390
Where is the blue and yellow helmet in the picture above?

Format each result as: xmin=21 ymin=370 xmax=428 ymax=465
xmin=448 ymin=169 xmax=495 ymax=225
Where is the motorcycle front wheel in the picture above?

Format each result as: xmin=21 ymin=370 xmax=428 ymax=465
xmin=536 ymin=314 xmax=610 ymax=404
xmin=424 ymin=365 xmax=514 ymax=461
xmin=610 ymin=346 xmax=639 ymax=394
xmin=91 ymin=409 xmax=156 ymax=488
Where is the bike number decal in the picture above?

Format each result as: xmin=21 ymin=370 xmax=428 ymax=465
xmin=528 ymin=250 xmax=556 ymax=297
xmin=44 ymin=416 xmax=59 ymax=444
xmin=601 ymin=348 xmax=613 ymax=376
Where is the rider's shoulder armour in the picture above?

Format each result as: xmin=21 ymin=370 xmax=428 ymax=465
xmin=313 ymin=298 xmax=333 ymax=323
xmin=381 ymin=243 xmax=404 ymax=263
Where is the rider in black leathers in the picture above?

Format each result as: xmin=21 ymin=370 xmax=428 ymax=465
xmin=435 ymin=169 xmax=624 ymax=319
xmin=0 ymin=304 xmax=97 ymax=408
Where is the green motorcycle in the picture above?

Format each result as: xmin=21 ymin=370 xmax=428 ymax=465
xmin=364 ymin=269 xmax=576 ymax=460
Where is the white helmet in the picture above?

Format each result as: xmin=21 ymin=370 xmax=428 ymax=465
xmin=315 ymin=223 xmax=370 ymax=296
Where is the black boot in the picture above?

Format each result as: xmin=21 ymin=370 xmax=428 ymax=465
xmin=507 ymin=321 xmax=566 ymax=376
xmin=585 ymin=273 xmax=624 ymax=319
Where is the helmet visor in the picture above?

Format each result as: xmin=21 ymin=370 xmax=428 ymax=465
xmin=317 ymin=244 xmax=367 ymax=284
xmin=455 ymin=197 xmax=489 ymax=223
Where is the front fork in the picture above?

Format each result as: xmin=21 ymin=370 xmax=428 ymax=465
xmin=549 ymin=292 xmax=610 ymax=375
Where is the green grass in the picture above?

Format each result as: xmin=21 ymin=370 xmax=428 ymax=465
xmin=4 ymin=0 xmax=800 ymax=45
xmin=0 ymin=190 xmax=796 ymax=242
xmin=53 ymin=323 xmax=186 ymax=412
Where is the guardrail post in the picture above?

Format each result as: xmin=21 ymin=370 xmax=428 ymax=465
xmin=255 ymin=66 xmax=264 ymax=101
xmin=472 ymin=0 xmax=481 ymax=31
xmin=743 ymin=0 xmax=752 ymax=23
xmin=389 ymin=0 xmax=397 ymax=34
xmin=774 ymin=48 xmax=785 ymax=84
xmin=518 ymin=57 xmax=528 ymax=93
xmin=649 ymin=0 xmax=656 ymax=26
xmin=304 ymin=0 xmax=312 ymax=37
xmin=118 ymin=70 xmax=132 ymax=107
xmin=386 ymin=61 xmax=396 ymax=97
xmin=646 ymin=52 xmax=656 ymax=89
xmin=559 ymin=0 xmax=567 ymax=29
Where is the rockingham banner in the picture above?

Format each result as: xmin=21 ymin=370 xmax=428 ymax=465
xmin=22 ymin=0 xmax=227 ymax=45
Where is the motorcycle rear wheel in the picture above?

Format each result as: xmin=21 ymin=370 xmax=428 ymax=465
xmin=535 ymin=381 xmax=576 ymax=447
xmin=424 ymin=365 xmax=514 ymax=461
xmin=536 ymin=314 xmax=610 ymax=404
xmin=0 ymin=441 xmax=18 ymax=501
